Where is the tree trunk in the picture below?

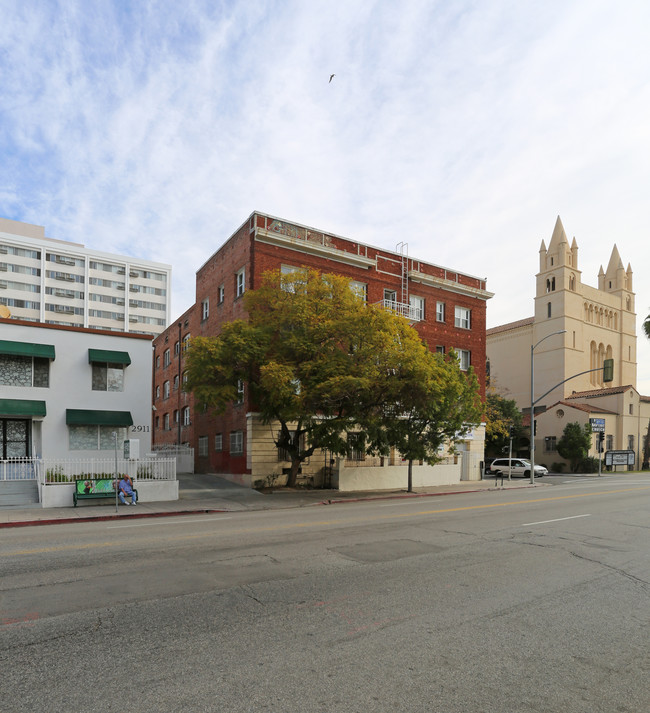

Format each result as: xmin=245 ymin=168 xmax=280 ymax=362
xmin=407 ymin=459 xmax=413 ymax=493
xmin=287 ymin=457 xmax=301 ymax=488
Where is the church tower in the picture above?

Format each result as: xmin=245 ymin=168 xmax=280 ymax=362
xmin=533 ymin=216 xmax=636 ymax=402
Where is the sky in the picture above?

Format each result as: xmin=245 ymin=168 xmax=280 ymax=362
xmin=2 ymin=0 xmax=650 ymax=392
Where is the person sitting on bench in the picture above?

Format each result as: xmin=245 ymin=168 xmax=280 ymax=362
xmin=118 ymin=473 xmax=137 ymax=506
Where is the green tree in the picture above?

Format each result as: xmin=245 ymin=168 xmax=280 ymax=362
xmin=557 ymin=421 xmax=593 ymax=473
xmin=185 ymin=268 xmax=426 ymax=487
xmin=364 ymin=348 xmax=483 ymax=493
xmin=643 ymin=312 xmax=650 ymax=340
xmin=484 ymin=393 xmax=523 ymax=456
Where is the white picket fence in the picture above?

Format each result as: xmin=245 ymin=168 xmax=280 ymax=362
xmin=0 ymin=457 xmax=176 ymax=483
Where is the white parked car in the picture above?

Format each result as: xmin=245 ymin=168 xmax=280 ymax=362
xmin=488 ymin=458 xmax=547 ymax=478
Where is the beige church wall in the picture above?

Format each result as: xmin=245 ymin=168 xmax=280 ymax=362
xmin=486 ymin=323 xmax=533 ymax=409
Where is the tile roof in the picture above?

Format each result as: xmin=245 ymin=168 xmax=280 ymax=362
xmin=546 ymin=400 xmax=618 ymax=415
xmin=486 ymin=317 xmax=534 ymax=336
xmin=566 ymin=385 xmax=636 ymax=399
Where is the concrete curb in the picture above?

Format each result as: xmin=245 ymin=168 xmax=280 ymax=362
xmin=0 ymin=481 xmax=545 ymax=528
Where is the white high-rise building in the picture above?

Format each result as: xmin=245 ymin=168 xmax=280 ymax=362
xmin=0 ymin=217 xmax=171 ymax=336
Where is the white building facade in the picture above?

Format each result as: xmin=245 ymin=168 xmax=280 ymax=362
xmin=0 ymin=217 xmax=171 ymax=336
xmin=0 ymin=319 xmax=154 ymax=461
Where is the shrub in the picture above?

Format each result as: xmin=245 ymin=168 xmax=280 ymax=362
xmin=551 ymin=462 xmax=566 ymax=473
xmin=579 ymin=456 xmax=600 ymax=474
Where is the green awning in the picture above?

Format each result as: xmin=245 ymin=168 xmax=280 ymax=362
xmin=0 ymin=340 xmax=55 ymax=359
xmin=88 ymin=349 xmax=131 ymax=365
xmin=0 ymin=399 xmax=47 ymax=417
xmin=66 ymin=409 xmax=133 ymax=426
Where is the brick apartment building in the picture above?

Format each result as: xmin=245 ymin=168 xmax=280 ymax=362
xmin=152 ymin=212 xmax=493 ymax=484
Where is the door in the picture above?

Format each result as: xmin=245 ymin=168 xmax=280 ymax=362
xmin=1 ymin=419 xmax=30 ymax=459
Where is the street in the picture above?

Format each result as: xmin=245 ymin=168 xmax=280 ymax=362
xmin=2 ymin=475 xmax=649 ymax=713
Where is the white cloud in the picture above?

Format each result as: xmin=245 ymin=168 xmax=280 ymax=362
xmin=1 ymin=0 xmax=650 ymax=392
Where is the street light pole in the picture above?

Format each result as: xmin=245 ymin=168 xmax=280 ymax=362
xmin=530 ymin=330 xmax=566 ymax=484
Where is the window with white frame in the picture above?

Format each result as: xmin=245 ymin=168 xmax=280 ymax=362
xmin=156 ymin=385 xmax=160 ymax=399
xmin=163 ymin=349 xmax=171 ymax=366
xmin=236 ymin=267 xmax=246 ymax=297
xmin=182 ymin=334 xmax=190 ymax=352
xmin=436 ymin=345 xmax=445 ymax=354
xmin=436 ymin=302 xmax=445 ymax=322
xmin=349 ymin=280 xmax=367 ymax=302
xmin=0 ymin=355 xmax=50 ymax=388
xmin=409 ymin=295 xmax=424 ymax=320
xmin=198 ymin=436 xmax=208 ymax=457
xmin=281 ymin=265 xmax=304 ymax=293
xmin=181 ymin=370 xmax=188 ymax=391
xmin=163 ymin=380 xmax=170 ymax=399
xmin=383 ymin=288 xmax=397 ymax=303
xmin=174 ymin=341 xmax=180 ymax=355
xmin=457 ymin=349 xmax=471 ymax=371
xmin=215 ymin=433 xmax=223 ymax=451
xmin=218 ymin=284 xmax=225 ymax=304
xmin=230 ymin=430 xmax=244 ymax=455
xmin=454 ymin=306 xmax=471 ymax=329
xmin=201 ymin=298 xmax=209 ymax=320
xmin=173 ymin=374 xmax=179 ymax=390
xmin=163 ymin=413 xmax=170 ymax=430
xmin=173 ymin=409 xmax=179 ymax=424
xmin=236 ymin=379 xmax=245 ymax=404
xmin=92 ymin=363 xmax=124 ymax=392
xmin=544 ymin=436 xmax=557 ymax=452
xmin=69 ymin=425 xmax=127 ymax=451
xmin=182 ymin=406 xmax=191 ymax=426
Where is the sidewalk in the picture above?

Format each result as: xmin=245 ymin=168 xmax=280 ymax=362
xmin=0 ymin=475 xmax=549 ymax=528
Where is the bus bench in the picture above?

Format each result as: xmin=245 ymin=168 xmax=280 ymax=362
xmin=73 ymin=478 xmax=137 ymax=507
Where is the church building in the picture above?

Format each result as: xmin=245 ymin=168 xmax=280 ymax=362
xmin=487 ymin=216 xmax=649 ymax=470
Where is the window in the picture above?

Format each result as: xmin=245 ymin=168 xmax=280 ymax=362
xmin=544 ymin=436 xmax=557 ymax=452
xmin=92 ymin=363 xmax=124 ymax=392
xmin=163 ymin=380 xmax=170 ymax=399
xmin=436 ymin=302 xmax=445 ymax=322
xmin=629 ymin=404 xmax=633 ymax=415
xmin=156 ymin=385 xmax=160 ymax=399
xmin=155 ymin=416 xmax=160 ymax=429
xmin=457 ymin=349 xmax=471 ymax=371
xmin=230 ymin=431 xmax=244 ymax=455
xmin=173 ymin=375 xmax=179 ymax=391
xmin=347 ymin=433 xmax=366 ymax=461
xmin=163 ymin=349 xmax=171 ymax=367
xmin=215 ymin=433 xmax=223 ymax=451
xmin=606 ymin=435 xmax=613 ymax=451
xmin=349 ymin=280 xmax=367 ymax=302
xmin=409 ymin=295 xmax=424 ymax=320
xmin=454 ymin=306 xmax=471 ymax=329
xmin=182 ymin=371 xmax=188 ymax=391
xmin=69 ymin=425 xmax=127 ymax=451
xmin=435 ymin=345 xmax=445 ymax=354
xmin=277 ymin=430 xmax=305 ymax=461
xmin=163 ymin=413 xmax=170 ymax=431
xmin=236 ymin=267 xmax=246 ymax=297
xmin=547 ymin=302 xmax=552 ymax=318
xmin=174 ymin=341 xmax=180 ymax=356
xmin=628 ymin=435 xmax=634 ymax=451
xmin=182 ymin=407 xmax=191 ymax=426
xmin=281 ymin=265 xmax=304 ymax=293
xmin=182 ymin=334 xmax=191 ymax=352
xmin=383 ymin=289 xmax=397 ymax=303
xmin=218 ymin=285 xmax=225 ymax=304
xmin=0 ymin=355 xmax=50 ymax=388
xmin=236 ymin=380 xmax=245 ymax=404
xmin=201 ymin=298 xmax=209 ymax=320
xmin=156 ymin=355 xmax=160 ymax=368
xmin=198 ymin=436 xmax=209 ymax=457
xmin=173 ymin=409 xmax=179 ymax=424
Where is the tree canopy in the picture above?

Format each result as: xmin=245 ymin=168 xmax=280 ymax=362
xmin=557 ymin=421 xmax=592 ymax=472
xmin=186 ymin=268 xmax=482 ymax=488
xmin=484 ymin=393 xmax=523 ymax=457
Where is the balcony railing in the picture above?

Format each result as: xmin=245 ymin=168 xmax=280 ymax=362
xmin=375 ymin=299 xmax=422 ymax=322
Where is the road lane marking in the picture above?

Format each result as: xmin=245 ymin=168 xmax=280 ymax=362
xmin=522 ymin=514 xmax=591 ymax=526
xmin=106 ymin=517 xmax=232 ymax=529
xmin=3 ymin=485 xmax=650 ymax=557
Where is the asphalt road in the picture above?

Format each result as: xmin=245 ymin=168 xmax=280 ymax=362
xmin=2 ymin=474 xmax=649 ymax=713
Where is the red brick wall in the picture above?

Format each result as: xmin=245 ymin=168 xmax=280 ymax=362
xmin=152 ymin=212 xmax=489 ymax=474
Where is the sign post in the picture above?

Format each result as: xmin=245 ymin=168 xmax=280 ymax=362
xmin=589 ymin=418 xmax=605 ymax=477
